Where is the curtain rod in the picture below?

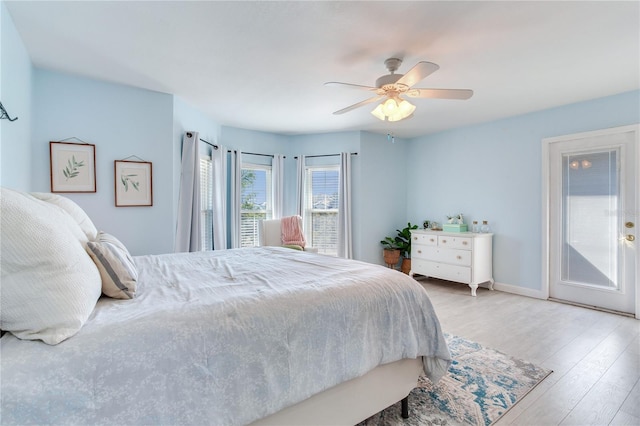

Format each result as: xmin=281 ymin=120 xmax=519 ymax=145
xmin=233 ymin=151 xmax=278 ymax=158
xmin=199 ymin=138 xmax=219 ymax=150
xmin=222 ymin=148 xmax=279 ymax=158
xmin=294 ymin=152 xmax=358 ymax=159
xmin=198 ymin=139 xmax=277 ymax=158
xmin=198 ymin=140 xmax=282 ymax=158
xmin=194 ymin=133 xmax=355 ymax=161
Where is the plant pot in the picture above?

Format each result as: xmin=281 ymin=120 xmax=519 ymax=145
xmin=401 ymin=258 xmax=411 ymax=275
xmin=382 ymin=249 xmax=401 ymax=269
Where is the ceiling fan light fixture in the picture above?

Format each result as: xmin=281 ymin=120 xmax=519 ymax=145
xmin=371 ymin=104 xmax=386 ymax=120
xmin=382 ymin=98 xmax=399 ymax=115
xmin=398 ymin=99 xmax=416 ymax=116
xmin=371 ymin=97 xmax=415 ymax=122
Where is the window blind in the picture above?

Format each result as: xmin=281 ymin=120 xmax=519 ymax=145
xmin=199 ymin=157 xmax=213 ymax=251
xmin=305 ymin=167 xmax=339 ymax=256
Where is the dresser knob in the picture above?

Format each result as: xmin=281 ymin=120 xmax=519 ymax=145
xmin=413 ymin=237 xmax=418 ymax=240
xmin=430 ymin=238 xmax=435 ymax=242
xmin=442 ymin=239 xmax=447 ymax=243
xmin=457 ymin=255 xmax=462 ymax=260
xmin=417 ymin=250 xmax=422 ymax=254
xmin=462 ymin=241 xmax=468 ymax=245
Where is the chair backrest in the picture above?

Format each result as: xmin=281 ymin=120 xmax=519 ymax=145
xmin=258 ymin=219 xmax=282 ymax=247
xmin=258 ymin=217 xmax=305 ymax=247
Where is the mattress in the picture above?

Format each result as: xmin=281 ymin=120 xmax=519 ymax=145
xmin=0 ymin=247 xmax=450 ymax=425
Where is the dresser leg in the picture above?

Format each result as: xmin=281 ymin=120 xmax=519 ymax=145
xmin=469 ymin=284 xmax=478 ymax=297
xmin=489 ymin=278 xmax=495 ymax=291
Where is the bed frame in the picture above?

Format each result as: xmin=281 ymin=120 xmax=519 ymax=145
xmin=251 ymin=357 xmax=422 ymax=425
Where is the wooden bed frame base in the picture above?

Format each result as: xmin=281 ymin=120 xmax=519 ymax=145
xmin=251 ymin=357 xmax=423 ymax=426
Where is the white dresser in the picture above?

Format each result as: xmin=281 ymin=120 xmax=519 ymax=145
xmin=410 ymin=229 xmax=494 ymax=296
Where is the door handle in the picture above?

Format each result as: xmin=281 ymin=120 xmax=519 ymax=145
xmin=626 ymin=235 xmax=636 ymax=242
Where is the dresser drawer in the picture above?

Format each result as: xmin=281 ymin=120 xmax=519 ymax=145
xmin=412 ymin=233 xmax=437 ymax=246
xmin=412 ymin=244 xmax=432 ymax=260
xmin=437 ymin=235 xmax=472 ymax=250
xmin=411 ymin=259 xmax=471 ymax=284
xmin=413 ymin=246 xmax=471 ymax=266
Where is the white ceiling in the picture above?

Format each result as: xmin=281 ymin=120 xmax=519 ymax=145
xmin=5 ymin=1 xmax=639 ymax=138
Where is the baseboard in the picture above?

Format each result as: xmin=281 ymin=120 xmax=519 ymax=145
xmin=481 ymin=281 xmax=546 ymax=300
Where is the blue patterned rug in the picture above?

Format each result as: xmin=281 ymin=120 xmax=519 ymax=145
xmin=361 ymin=334 xmax=552 ymax=426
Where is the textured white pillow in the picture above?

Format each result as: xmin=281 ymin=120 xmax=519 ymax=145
xmin=30 ymin=192 xmax=98 ymax=242
xmin=0 ymin=187 xmax=102 ymax=345
xmin=87 ymin=232 xmax=137 ymax=299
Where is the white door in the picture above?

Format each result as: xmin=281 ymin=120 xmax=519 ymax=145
xmin=546 ymin=125 xmax=638 ymax=315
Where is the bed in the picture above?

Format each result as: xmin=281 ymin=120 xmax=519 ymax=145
xmin=0 ymin=187 xmax=451 ymax=425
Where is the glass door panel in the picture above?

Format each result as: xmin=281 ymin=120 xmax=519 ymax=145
xmin=561 ymin=150 xmax=619 ymax=289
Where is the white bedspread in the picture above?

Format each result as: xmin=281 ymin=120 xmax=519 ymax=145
xmin=1 ymin=247 xmax=450 ymax=425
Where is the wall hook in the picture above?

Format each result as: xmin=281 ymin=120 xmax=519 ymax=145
xmin=0 ymin=101 xmax=18 ymax=121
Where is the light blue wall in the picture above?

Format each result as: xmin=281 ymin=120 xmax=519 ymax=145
xmin=1 ymin=1 xmax=32 ymax=190
xmin=221 ymin=126 xmax=290 ymax=155
xmin=32 ymin=69 xmax=175 ymax=255
xmin=358 ymin=131 xmax=408 ymax=265
xmin=406 ymin=90 xmax=640 ymax=291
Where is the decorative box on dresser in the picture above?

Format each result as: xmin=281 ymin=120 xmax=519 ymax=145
xmin=410 ymin=229 xmax=494 ymax=296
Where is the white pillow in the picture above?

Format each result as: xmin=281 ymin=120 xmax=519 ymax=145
xmin=87 ymin=232 xmax=137 ymax=299
xmin=0 ymin=187 xmax=102 ymax=345
xmin=30 ymin=192 xmax=98 ymax=242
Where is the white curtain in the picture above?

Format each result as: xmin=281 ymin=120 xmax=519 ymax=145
xmin=229 ymin=150 xmax=243 ymax=248
xmin=211 ymin=144 xmax=227 ymax=250
xmin=175 ymin=131 xmax=201 ymax=252
xmin=272 ymin=154 xmax=285 ymax=219
xmin=295 ymin=155 xmax=306 ymax=217
xmin=338 ymin=152 xmax=353 ymax=259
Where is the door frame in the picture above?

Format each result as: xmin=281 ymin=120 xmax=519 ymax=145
xmin=541 ymin=124 xmax=639 ymax=319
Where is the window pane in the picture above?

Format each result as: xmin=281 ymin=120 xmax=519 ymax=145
xmin=305 ymin=167 xmax=339 ymax=256
xmin=562 ymin=150 xmax=619 ymax=288
xmin=242 ymin=168 xmax=269 ymax=211
xmin=241 ymin=164 xmax=272 ymax=247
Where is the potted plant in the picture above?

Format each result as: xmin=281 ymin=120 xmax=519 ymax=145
xmin=380 ymin=236 xmax=402 ymax=269
xmin=396 ymin=222 xmax=419 ymax=274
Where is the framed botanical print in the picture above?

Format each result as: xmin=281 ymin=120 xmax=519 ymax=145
xmin=50 ymin=141 xmax=97 ymax=193
xmin=114 ymin=160 xmax=153 ymax=207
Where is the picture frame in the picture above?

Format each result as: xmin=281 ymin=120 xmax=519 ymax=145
xmin=114 ymin=160 xmax=153 ymax=207
xmin=50 ymin=141 xmax=97 ymax=193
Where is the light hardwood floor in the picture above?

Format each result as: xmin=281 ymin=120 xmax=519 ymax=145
xmin=417 ymin=278 xmax=640 ymax=426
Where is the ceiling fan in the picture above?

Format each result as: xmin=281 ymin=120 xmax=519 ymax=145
xmin=325 ymin=58 xmax=473 ymax=122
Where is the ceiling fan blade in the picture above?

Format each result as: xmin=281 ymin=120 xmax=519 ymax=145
xmin=324 ymin=82 xmax=378 ymax=91
xmin=332 ymin=96 xmax=385 ymax=115
xmin=405 ymin=88 xmax=474 ymax=100
xmin=396 ymin=62 xmax=440 ymax=88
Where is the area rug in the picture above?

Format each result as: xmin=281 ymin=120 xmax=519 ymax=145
xmin=360 ymin=334 xmax=552 ymax=426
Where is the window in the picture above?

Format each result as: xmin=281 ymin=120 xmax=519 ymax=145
xmin=305 ymin=166 xmax=339 ymax=256
xmin=200 ymin=156 xmax=213 ymax=251
xmin=241 ymin=164 xmax=272 ymax=247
